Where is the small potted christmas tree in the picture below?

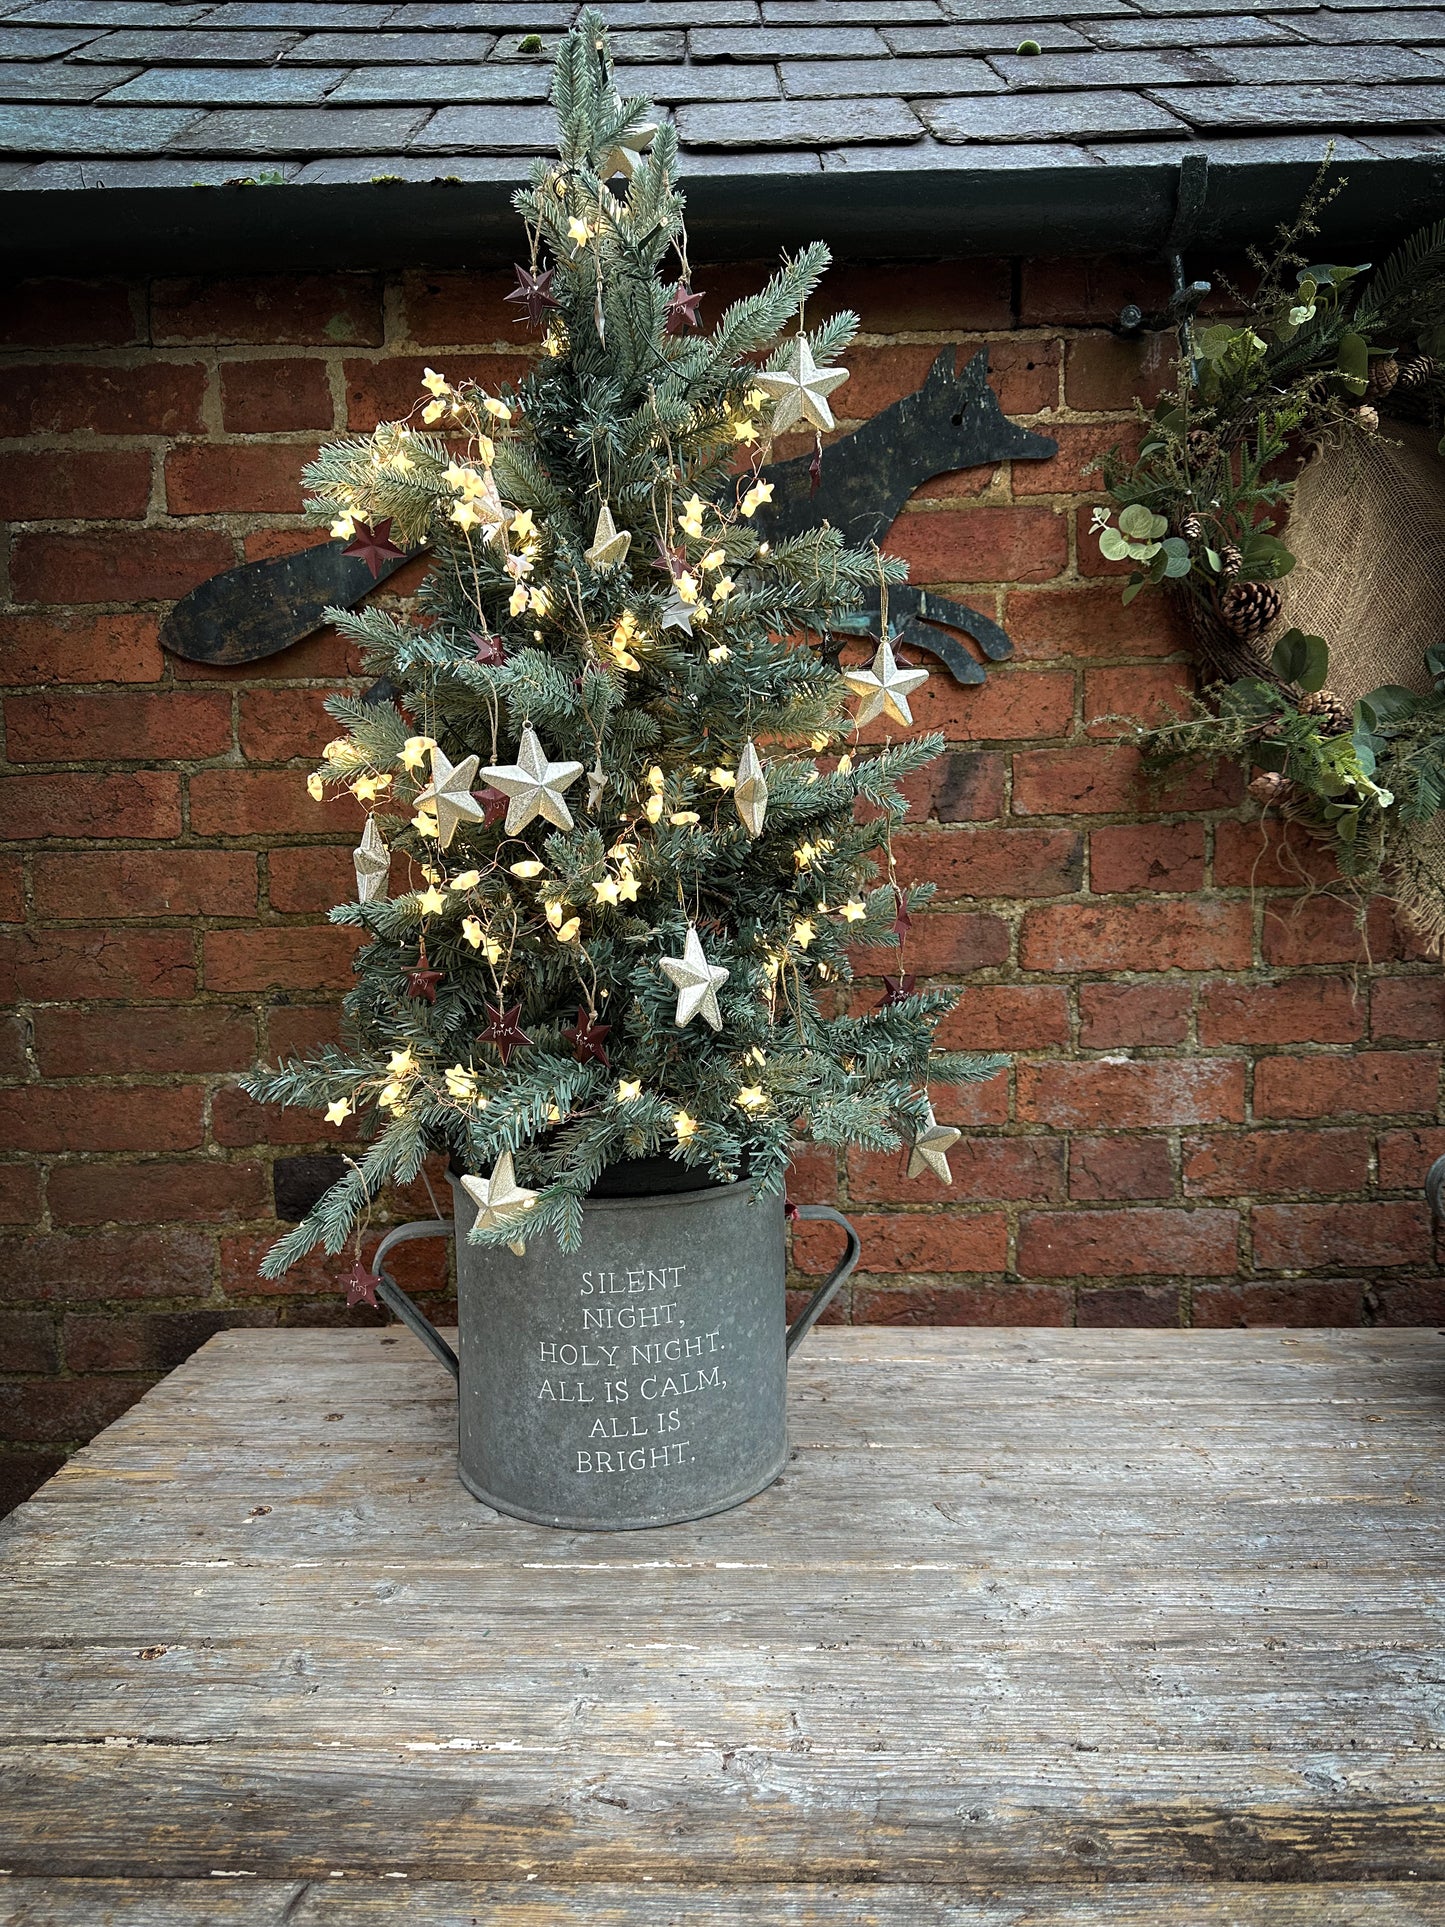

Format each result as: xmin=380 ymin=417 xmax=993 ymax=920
xmin=242 ymin=13 xmax=1003 ymax=1529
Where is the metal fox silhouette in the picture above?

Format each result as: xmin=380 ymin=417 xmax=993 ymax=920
xmin=159 ymin=348 xmax=1056 ymax=687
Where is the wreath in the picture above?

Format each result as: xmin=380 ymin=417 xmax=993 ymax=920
xmin=1091 ymin=168 xmax=1445 ymax=943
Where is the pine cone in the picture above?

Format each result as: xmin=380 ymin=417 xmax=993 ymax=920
xmin=1215 ymin=579 xmax=1282 ymax=641
xmin=1396 ymin=354 xmax=1439 ymax=391
xmin=1217 ymin=542 xmax=1243 ymax=579
xmin=1184 ymin=426 xmax=1215 ymax=464
xmin=1356 ymin=404 xmax=1380 ymax=434
xmin=1298 ymin=688 xmax=1352 ymax=735
xmin=1179 ymin=512 xmax=1203 ymax=541
xmin=1248 ymin=771 xmax=1295 ymax=808
xmin=1365 ymin=356 xmax=1399 ymax=399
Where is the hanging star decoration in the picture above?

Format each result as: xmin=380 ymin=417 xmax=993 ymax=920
xmin=660 ymin=593 xmax=694 ymax=636
xmin=586 ymin=760 xmax=608 ymax=811
xmin=734 ymin=739 xmax=768 ymax=838
xmin=405 ymin=944 xmax=443 ymax=1004
xmin=478 ymin=1002 xmax=530 ymax=1066
xmin=808 ymin=444 xmax=823 ymax=496
xmin=470 ymin=630 xmax=506 ymax=665
xmin=907 ymin=1102 xmax=962 ymax=1184
xmin=342 ymin=518 xmax=406 ymax=577
xmin=563 ymin=1006 xmax=611 ymax=1066
xmin=353 ymin=815 xmax=390 ymax=904
xmin=882 ymin=972 xmax=917 ymax=1006
xmin=659 ymin=925 xmax=730 ymax=1031
xmin=504 ymin=262 xmax=560 ymax=331
xmin=482 ymin=725 xmax=583 ymax=834
xmin=599 ymin=119 xmax=657 ymax=179
xmin=663 ymin=283 xmax=704 ymax=335
xmin=342 ymin=1258 xmax=381 ymax=1308
xmin=413 ymin=744 xmax=486 ymax=849
xmin=472 ymin=784 xmax=509 ymax=827
xmin=843 ymin=637 xmax=930 ymax=729
xmin=459 ymin=1149 xmax=538 ymax=1244
xmin=892 ymin=888 xmax=914 ymax=940
xmin=585 ymin=502 xmax=632 ymax=570
xmin=754 ymin=333 xmax=850 ymax=435
xmin=653 ymin=537 xmax=688 ymax=581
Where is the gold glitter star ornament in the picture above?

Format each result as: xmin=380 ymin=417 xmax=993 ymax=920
xmin=754 ymin=333 xmax=850 ymax=434
xmin=460 ymin=1150 xmax=539 ymax=1244
xmin=481 ymin=726 xmax=584 ymax=834
xmin=906 ymin=1103 xmax=962 ymax=1184
xmin=585 ymin=501 xmax=632 ymax=570
xmin=413 ymin=744 xmax=486 ymax=849
xmin=659 ymin=925 xmax=730 ymax=1030
xmin=734 ymin=739 xmax=768 ymax=838
xmin=353 ymin=815 xmax=390 ymax=903
xmin=844 ymin=638 xmax=929 ymax=729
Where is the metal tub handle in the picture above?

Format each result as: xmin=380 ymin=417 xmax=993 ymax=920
xmin=786 ymin=1205 xmax=861 ymax=1360
xmin=371 ymin=1218 xmax=458 ymax=1381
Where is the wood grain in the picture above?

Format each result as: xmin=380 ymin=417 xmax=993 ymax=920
xmin=2 ymin=1329 xmax=1443 ymax=1917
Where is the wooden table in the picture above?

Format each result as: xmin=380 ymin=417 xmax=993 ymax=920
xmin=2 ymin=1327 xmax=1443 ymax=1925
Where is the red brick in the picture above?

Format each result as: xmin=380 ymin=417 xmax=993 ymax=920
xmin=1378 ymin=1127 xmax=1445 ymax=1192
xmin=895 ymin=825 xmax=1082 ymax=901
xmin=853 ymin=910 xmax=1011 ymax=976
xmin=1369 ymin=1278 xmax=1445 ymax=1324
xmin=266 ymin=1005 xmax=343 ymax=1058
xmin=1084 ymin=664 xmax=1193 ymax=736
xmin=1019 ymin=1059 xmax=1245 ymax=1129
xmin=1261 ymin=896 xmax=1399 ymax=968
xmin=1012 ymin=744 xmax=1243 ymax=816
xmin=5 ymin=690 xmax=232 ymax=764
xmin=835 ymin=342 xmax=953 ymax=419
xmin=796 ymin=1209 xmax=1007 ymax=1275
xmin=1076 ymin=1285 xmax=1182 ymax=1326
xmin=937 ymin=984 xmax=1070 ymax=1050
xmin=1254 ymin=1051 xmax=1436 ymax=1121
xmin=10 ymin=529 xmax=235 ymax=605
xmin=930 ymin=1073 xmax=1009 ymax=1127
xmin=220 ymin=357 xmax=336 ymax=432
xmin=0 ymin=1453 xmax=64 ymax=1514
xmin=0 ymin=278 xmax=136 ymax=347
xmin=0 ymin=361 xmax=206 ymax=436
xmin=853 ymin=1284 xmax=1069 ymax=1325
xmin=345 ymin=352 xmax=530 ymax=430
xmin=0 ymin=1085 xmax=204 ymax=1154
xmin=400 ymin=266 xmax=535 ymax=344
xmin=0 ymin=611 xmax=163 ymax=686
xmin=884 ymin=505 xmax=1068 ymax=586
xmin=152 ymin=274 xmax=383 ymax=346
xmin=786 ymin=1142 xmax=837 ymax=1205
xmin=1213 ymin=817 xmax=1338 ymax=889
xmin=0 ymin=1227 xmax=214 ymax=1304
xmin=1373 ymin=977 xmax=1445 ymax=1043
xmin=238 ymin=687 xmax=338 ymax=763
xmin=203 ymin=926 xmax=360 ymax=993
xmin=1014 ymin=419 xmax=1143 ymax=498
xmin=62 ymin=1307 xmax=276 ymax=1375
xmin=1018 ymin=1206 xmax=1238 ymax=1276
xmin=812 ymin=260 xmax=1014 ymax=335
xmin=218 ymin=1228 xmax=446 ymax=1299
xmin=164 ymin=441 xmax=316 ymax=515
xmin=0 ymin=857 xmax=22 ymax=923
xmin=0 ymin=1017 xmax=21 ymax=1078
xmin=884 ymin=666 xmax=1075 ymax=745
xmin=1069 ymin=1134 xmax=1173 ymax=1200
xmin=1182 ymin=1128 xmax=1369 ymax=1198
xmin=1020 ymin=900 xmax=1252 ymax=973
xmin=1090 ymin=821 xmax=1205 ymax=893
xmin=902 ymin=749 xmax=1006 ymax=823
xmin=0 ymin=1375 xmax=151 ymax=1444
xmin=32 ymin=1005 xmax=255 ymax=1077
xmin=0 ymin=449 xmax=152 ymax=523
xmin=1005 ymin=585 xmax=1188 ymax=663
xmin=0 ymin=1311 xmax=59 ymax=1374
xmin=1079 ymin=982 xmax=1191 ymax=1048
xmin=0 ymin=1164 xmax=42 ymax=1224
xmin=1253 ymin=1201 xmax=1431 ymax=1269
xmin=173 ymin=622 xmax=362 ymax=684
xmin=190 ymin=767 xmax=357 ymax=837
xmin=848 ymin=1134 xmax=1062 ymax=1204
xmin=1020 ymin=255 xmax=1171 ymax=327
xmin=1193 ymin=1279 xmax=1365 ymax=1327
xmin=267 ymin=844 xmax=352 ymax=913
xmin=241 ymin=527 xmax=325 ymax=564
xmin=1064 ymin=330 xmax=1176 ymax=411
xmin=33 ymin=849 xmax=256 ymax=920
xmin=211 ymin=1086 xmax=330 ymax=1149
xmin=968 ymin=336 xmax=1060 ymax=417
xmin=0 ymin=928 xmax=194 ymax=1000
xmin=1198 ymin=975 xmax=1363 ymax=1046
xmin=0 ymin=769 xmax=181 ymax=841
xmin=48 ymin=1160 xmax=268 ymax=1226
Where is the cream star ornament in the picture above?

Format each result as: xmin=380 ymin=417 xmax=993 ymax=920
xmin=353 ymin=816 xmax=390 ymax=903
xmin=481 ymin=726 xmax=584 ymax=835
xmin=660 ymin=592 xmax=694 ymax=635
xmin=734 ymin=739 xmax=768 ymax=838
xmin=599 ymin=119 xmax=657 ymax=179
xmin=906 ymin=1103 xmax=962 ymax=1184
xmin=585 ymin=501 xmax=632 ymax=570
xmin=413 ymin=745 xmax=485 ymax=849
xmin=459 ymin=1150 xmax=538 ymax=1238
xmin=659 ymin=925 xmax=730 ymax=1031
xmin=843 ymin=638 xmax=930 ymax=729
xmin=586 ymin=760 xmax=608 ymax=811
xmin=754 ymin=333 xmax=850 ymax=434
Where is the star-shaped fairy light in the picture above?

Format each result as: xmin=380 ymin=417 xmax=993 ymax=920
xmin=664 ymin=283 xmax=704 ymax=335
xmin=734 ymin=739 xmax=768 ymax=838
xmin=659 ymin=925 xmax=730 ymax=1031
xmin=585 ymin=502 xmax=632 ymax=570
xmin=343 ymin=1259 xmax=381 ymax=1308
xmin=413 ymin=744 xmax=486 ymax=849
xmin=478 ymin=1002 xmax=530 ymax=1066
xmin=563 ymin=1006 xmax=611 ymax=1066
xmin=342 ymin=518 xmax=406 ymax=577
xmin=353 ymin=816 xmax=390 ymax=903
xmin=504 ymin=263 xmax=560 ymax=331
xmin=482 ymin=726 xmax=583 ymax=835
xmin=843 ymin=638 xmax=929 ymax=729
xmin=753 ymin=334 xmax=849 ymax=434
xmin=599 ymin=120 xmax=657 ymax=179
xmin=906 ymin=1103 xmax=962 ymax=1184
xmin=459 ymin=1150 xmax=538 ymax=1236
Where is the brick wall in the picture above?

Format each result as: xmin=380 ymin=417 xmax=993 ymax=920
xmin=2 ymin=254 xmax=1442 ymax=1513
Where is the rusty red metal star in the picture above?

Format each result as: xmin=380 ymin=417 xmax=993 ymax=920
xmin=891 ymin=889 xmax=913 ymax=941
xmin=505 ymin=263 xmax=560 ymax=331
xmin=343 ymin=1259 xmax=380 ymax=1309
xmin=881 ymin=973 xmax=917 ymax=1006
xmin=406 ymin=961 xmax=444 ymax=1004
xmin=562 ymin=1006 xmax=611 ymax=1067
xmin=470 ymin=630 xmax=506 ymax=666
xmin=342 ymin=518 xmax=405 ymax=578
xmin=479 ymin=1001 xmax=530 ymax=1065
xmin=471 ymin=785 xmax=509 ymax=826
xmin=663 ymin=283 xmax=704 ymax=335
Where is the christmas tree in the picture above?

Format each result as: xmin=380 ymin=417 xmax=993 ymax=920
xmin=243 ymin=11 xmax=1005 ymax=1274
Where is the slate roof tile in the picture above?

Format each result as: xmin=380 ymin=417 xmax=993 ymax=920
xmin=165 ymin=104 xmax=430 ymax=151
xmin=328 ymin=63 xmax=549 ymax=101
xmin=1292 ymin=7 xmax=1445 ymax=34
xmin=1208 ymin=38 xmax=1445 ymax=72
xmin=201 ymin=4 xmax=394 ymax=23
xmin=0 ymin=57 xmax=135 ymax=95
xmin=884 ymin=22 xmax=1093 ymax=47
xmin=1156 ymin=77 xmax=1445 ymax=118
xmin=106 ymin=65 xmax=349 ymax=105
xmin=689 ymin=25 xmax=888 ymax=57
xmin=989 ymin=47 xmax=1231 ymax=82
xmin=0 ymin=99 xmax=201 ymax=147
xmin=781 ymin=55 xmax=1005 ymax=93
xmin=72 ymin=28 xmax=300 ymax=61
xmin=409 ymin=100 xmax=560 ymax=145
xmin=280 ymin=30 xmax=496 ymax=60
xmin=614 ymin=59 xmax=780 ymax=96
xmin=2 ymin=2 xmax=209 ymax=20
xmin=923 ymin=86 xmax=1188 ymax=135
xmin=678 ymin=94 xmax=923 ymax=141
xmin=1081 ymin=14 xmax=1302 ymax=42
xmin=0 ymin=25 xmax=103 ymax=54
xmin=386 ymin=4 xmax=575 ymax=22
